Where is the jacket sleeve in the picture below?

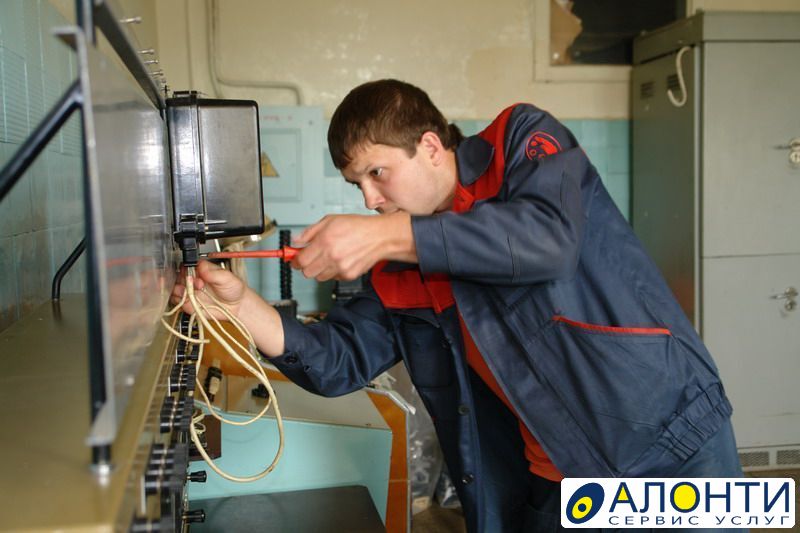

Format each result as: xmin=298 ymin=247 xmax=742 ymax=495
xmin=268 ymin=283 xmax=401 ymax=397
xmin=411 ymin=104 xmax=589 ymax=285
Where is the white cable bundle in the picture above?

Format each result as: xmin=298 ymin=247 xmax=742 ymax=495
xmin=161 ymin=266 xmax=284 ymax=482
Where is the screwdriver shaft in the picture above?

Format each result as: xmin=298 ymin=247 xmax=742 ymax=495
xmin=205 ymin=247 xmax=299 ymax=262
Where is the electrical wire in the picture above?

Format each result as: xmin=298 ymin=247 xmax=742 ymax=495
xmin=667 ymin=46 xmax=692 ymax=108
xmin=191 ymin=301 xmax=273 ymax=427
xmin=161 ymin=291 xmax=210 ymax=345
xmin=162 ymin=266 xmax=284 ymax=482
xmin=186 ymin=270 xmax=285 ymax=481
xmin=192 ymin=407 xmax=206 ymax=436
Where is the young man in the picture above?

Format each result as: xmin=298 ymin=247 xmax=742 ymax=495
xmin=175 ymin=79 xmax=742 ymax=532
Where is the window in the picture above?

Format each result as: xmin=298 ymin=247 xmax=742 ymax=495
xmin=534 ymin=0 xmax=684 ymax=82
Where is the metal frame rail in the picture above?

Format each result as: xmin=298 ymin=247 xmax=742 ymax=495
xmin=0 ymin=0 xmax=165 ymax=468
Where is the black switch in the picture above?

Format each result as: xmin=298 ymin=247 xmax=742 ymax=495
xmin=182 ymin=509 xmax=206 ymax=524
xmin=188 ymin=470 xmax=207 ymax=483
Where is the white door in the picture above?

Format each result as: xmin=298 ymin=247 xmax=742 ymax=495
xmin=702 ymin=253 xmax=800 ymax=449
xmin=702 ymin=42 xmax=800 ymax=258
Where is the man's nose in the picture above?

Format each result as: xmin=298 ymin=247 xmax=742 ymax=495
xmin=362 ymin=183 xmax=384 ymax=211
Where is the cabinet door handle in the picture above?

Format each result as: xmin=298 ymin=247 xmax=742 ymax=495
xmin=773 ymin=138 xmax=800 ymax=166
xmin=770 ymin=287 xmax=798 ymax=312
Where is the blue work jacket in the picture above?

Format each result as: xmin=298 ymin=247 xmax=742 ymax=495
xmin=271 ymin=104 xmax=733 ymax=533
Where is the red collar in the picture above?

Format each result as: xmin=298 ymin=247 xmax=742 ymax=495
xmin=452 ymin=181 xmax=475 ymax=213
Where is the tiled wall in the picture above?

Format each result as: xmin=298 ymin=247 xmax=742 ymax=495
xmin=563 ymin=119 xmax=631 ymax=221
xmin=0 ymin=1 xmax=84 ymax=333
xmin=250 ymin=117 xmax=631 ymax=314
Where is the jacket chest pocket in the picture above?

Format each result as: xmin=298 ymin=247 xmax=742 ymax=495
xmin=395 ymin=311 xmax=455 ymax=389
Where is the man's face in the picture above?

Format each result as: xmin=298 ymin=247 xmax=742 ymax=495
xmin=341 ymin=141 xmax=453 ymax=216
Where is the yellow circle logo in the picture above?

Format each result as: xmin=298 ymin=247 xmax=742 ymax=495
xmin=671 ymin=482 xmax=699 ymax=512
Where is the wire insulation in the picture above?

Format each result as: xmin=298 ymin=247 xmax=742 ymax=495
xmin=667 ymin=46 xmax=691 ymax=108
xmin=162 ymin=267 xmax=284 ymax=482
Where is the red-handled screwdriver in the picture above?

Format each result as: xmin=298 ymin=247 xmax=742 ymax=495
xmin=202 ymin=246 xmax=300 ymax=262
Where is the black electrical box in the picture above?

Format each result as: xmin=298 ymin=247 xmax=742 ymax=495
xmin=166 ymin=91 xmax=264 ymax=264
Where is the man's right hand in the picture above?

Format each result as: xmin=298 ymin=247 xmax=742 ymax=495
xmin=170 ymin=259 xmax=287 ymax=357
xmin=170 ymin=260 xmax=248 ymax=320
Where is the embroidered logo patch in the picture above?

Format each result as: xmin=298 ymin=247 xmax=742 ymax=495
xmin=525 ymin=131 xmax=562 ymax=160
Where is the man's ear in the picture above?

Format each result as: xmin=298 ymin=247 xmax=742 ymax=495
xmin=419 ymin=131 xmax=447 ymax=166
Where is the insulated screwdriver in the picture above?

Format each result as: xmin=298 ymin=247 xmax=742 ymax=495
xmin=201 ymin=246 xmax=300 ymax=262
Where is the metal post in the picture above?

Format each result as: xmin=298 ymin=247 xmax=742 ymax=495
xmin=279 ymin=230 xmax=293 ymax=300
xmin=52 ymin=238 xmax=86 ymax=301
xmin=76 ymin=0 xmax=96 ymax=44
xmin=80 ymin=111 xmax=110 ymax=469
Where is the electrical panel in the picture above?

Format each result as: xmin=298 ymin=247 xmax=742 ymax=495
xmin=258 ymin=106 xmax=326 ymax=226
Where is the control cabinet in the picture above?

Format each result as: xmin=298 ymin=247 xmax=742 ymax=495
xmin=631 ymin=11 xmax=800 ymax=469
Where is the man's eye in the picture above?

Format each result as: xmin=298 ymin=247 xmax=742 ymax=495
xmin=370 ymin=168 xmax=383 ymax=178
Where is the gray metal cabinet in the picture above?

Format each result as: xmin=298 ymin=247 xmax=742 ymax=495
xmin=632 ymin=12 xmax=800 ymax=470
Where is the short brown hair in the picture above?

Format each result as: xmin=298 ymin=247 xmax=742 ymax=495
xmin=328 ymin=79 xmax=464 ymax=170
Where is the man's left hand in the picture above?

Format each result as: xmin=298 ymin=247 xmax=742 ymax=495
xmin=291 ymin=212 xmax=417 ymax=281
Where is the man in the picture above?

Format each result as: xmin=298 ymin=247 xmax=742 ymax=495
xmin=175 ymin=79 xmax=742 ymax=532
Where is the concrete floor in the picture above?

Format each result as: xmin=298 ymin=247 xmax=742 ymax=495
xmin=411 ymin=470 xmax=800 ymax=532
xmin=412 ymin=502 xmax=466 ymax=533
